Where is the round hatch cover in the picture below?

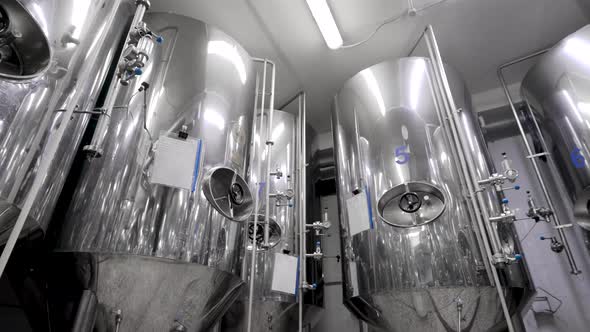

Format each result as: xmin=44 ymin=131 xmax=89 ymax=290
xmin=0 ymin=1 xmax=50 ymax=79
xmin=246 ymin=214 xmax=282 ymax=250
xmin=202 ymin=167 xmax=253 ymax=222
xmin=377 ymin=181 xmax=446 ymax=228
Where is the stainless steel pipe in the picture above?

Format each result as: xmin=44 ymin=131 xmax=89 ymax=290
xmin=422 ymin=25 xmax=515 ymax=332
xmin=245 ymin=58 xmax=277 ymax=332
xmin=84 ymin=1 xmax=150 ymax=158
xmin=497 ymin=50 xmax=581 ymax=274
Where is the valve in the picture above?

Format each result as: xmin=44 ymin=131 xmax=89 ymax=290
xmin=305 ymin=241 xmax=324 ymax=260
xmin=540 ymin=236 xmax=565 ymax=253
xmin=270 ymin=168 xmax=283 ymax=180
xmin=526 ymin=191 xmax=553 ymax=222
xmin=489 ymin=197 xmax=516 ymax=223
xmin=117 ymin=20 xmax=163 ymax=85
xmin=501 ymin=153 xmax=519 ymax=182
xmin=302 ymin=282 xmax=317 ymax=290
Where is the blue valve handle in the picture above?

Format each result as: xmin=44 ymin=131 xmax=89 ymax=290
xmin=155 ymin=35 xmax=163 ymax=44
xmin=502 ymin=198 xmax=509 ymax=204
xmin=514 ymin=254 xmax=522 ymax=261
xmin=540 ymin=236 xmax=546 ymax=240
xmin=514 ymin=185 xmax=521 ymax=190
xmin=133 ymin=67 xmax=143 ymax=76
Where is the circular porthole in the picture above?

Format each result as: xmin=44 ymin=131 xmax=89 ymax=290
xmin=0 ymin=1 xmax=50 ymax=79
xmin=377 ymin=181 xmax=446 ymax=228
xmin=202 ymin=167 xmax=253 ymax=222
xmin=246 ymin=214 xmax=282 ymax=250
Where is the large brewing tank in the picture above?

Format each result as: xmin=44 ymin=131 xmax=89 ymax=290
xmin=0 ymin=0 xmax=132 ymax=243
xmin=223 ymin=110 xmax=300 ymax=331
xmin=332 ymin=57 xmax=530 ymax=331
xmin=521 ymin=25 xmax=590 ymax=230
xmin=51 ymin=13 xmax=256 ymax=332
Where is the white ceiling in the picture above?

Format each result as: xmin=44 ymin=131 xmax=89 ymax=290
xmin=151 ymin=0 xmax=590 ymax=132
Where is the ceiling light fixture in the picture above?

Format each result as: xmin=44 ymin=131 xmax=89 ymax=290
xmin=305 ymin=0 xmax=343 ymax=50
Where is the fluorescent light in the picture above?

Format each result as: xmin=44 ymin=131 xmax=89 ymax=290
xmin=306 ymin=0 xmax=343 ymax=49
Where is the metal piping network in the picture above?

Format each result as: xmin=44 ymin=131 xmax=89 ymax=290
xmin=246 ymin=58 xmax=276 ymax=332
xmin=497 ymin=50 xmax=581 ymax=274
xmin=276 ymin=91 xmax=314 ymax=332
xmin=0 ymin=1 xmax=152 ymax=278
xmin=84 ymin=0 xmax=162 ymax=158
xmin=415 ymin=25 xmax=516 ymax=332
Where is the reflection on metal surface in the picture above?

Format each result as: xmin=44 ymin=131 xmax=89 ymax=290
xmin=0 ymin=0 xmax=132 ymax=244
xmin=0 ymin=0 xmax=50 ymax=78
xmin=332 ymin=57 xmax=529 ymax=331
xmin=224 ymin=110 xmax=301 ymax=331
xmin=247 ymin=214 xmax=281 ymax=250
xmin=378 ymin=181 xmax=446 ymax=227
xmin=522 ymin=25 xmax=590 ymax=230
xmin=55 ymin=13 xmax=256 ymax=331
xmin=203 ymin=167 xmax=253 ymax=222
xmin=49 ymin=253 xmax=244 ymax=332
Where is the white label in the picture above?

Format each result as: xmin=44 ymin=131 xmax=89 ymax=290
xmin=271 ymin=253 xmax=299 ymax=295
xmin=346 ymin=191 xmax=372 ymax=236
xmin=150 ymin=135 xmax=201 ymax=191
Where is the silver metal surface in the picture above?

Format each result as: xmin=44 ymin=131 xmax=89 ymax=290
xmin=0 ymin=0 xmax=132 ymax=244
xmin=225 ymin=110 xmax=300 ymax=332
xmin=53 ymin=252 xmax=244 ymax=332
xmin=332 ymin=57 xmax=530 ymax=331
xmin=56 ymin=12 xmax=256 ymax=331
xmin=521 ymin=24 xmax=590 ymax=233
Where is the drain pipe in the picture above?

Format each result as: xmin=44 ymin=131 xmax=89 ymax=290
xmin=0 ymin=1 xmax=147 ymax=279
xmin=421 ymin=25 xmax=515 ymax=332
xmin=497 ymin=50 xmax=581 ymax=274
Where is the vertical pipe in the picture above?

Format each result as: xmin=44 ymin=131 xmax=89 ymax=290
xmin=241 ymin=72 xmax=261 ymax=282
xmin=297 ymin=91 xmax=306 ymax=332
xmin=246 ymin=59 xmax=268 ymax=332
xmin=497 ymin=63 xmax=580 ymax=274
xmin=300 ymin=92 xmax=308 ymax=332
xmin=263 ymin=61 xmax=277 ymax=247
xmin=423 ymin=25 xmax=515 ymax=332
xmin=84 ymin=2 xmax=148 ymax=157
xmin=0 ymin=0 xmax=139 ymax=279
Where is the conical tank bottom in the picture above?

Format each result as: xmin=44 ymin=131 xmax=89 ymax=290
xmin=49 ymin=253 xmax=244 ymax=332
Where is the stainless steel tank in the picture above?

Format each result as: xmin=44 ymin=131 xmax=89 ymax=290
xmin=222 ymin=109 xmax=300 ymax=331
xmin=521 ymin=24 xmax=590 ymax=231
xmin=332 ymin=57 xmax=530 ymax=331
xmin=52 ymin=13 xmax=256 ymax=332
xmin=0 ymin=0 xmax=132 ymax=243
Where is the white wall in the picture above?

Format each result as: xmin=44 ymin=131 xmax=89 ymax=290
xmin=488 ymin=136 xmax=590 ymax=332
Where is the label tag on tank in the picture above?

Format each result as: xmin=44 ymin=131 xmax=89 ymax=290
xmin=346 ymin=190 xmax=372 ymax=236
xmin=150 ymin=134 xmax=202 ymax=191
xmin=271 ymin=253 xmax=298 ymax=295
